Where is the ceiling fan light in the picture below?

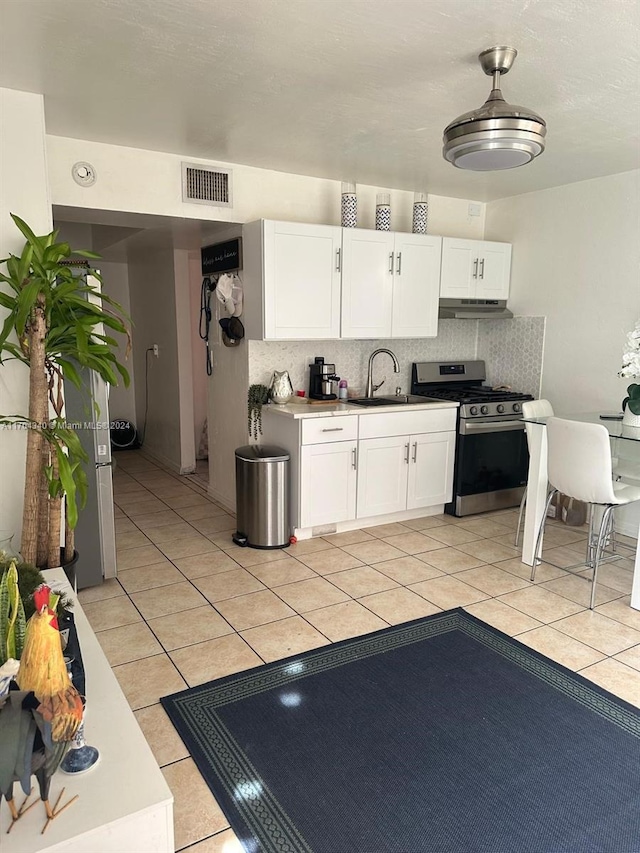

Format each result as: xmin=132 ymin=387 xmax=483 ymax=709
xmin=444 ymin=134 xmax=545 ymax=171
xmin=443 ymin=46 xmax=546 ymax=171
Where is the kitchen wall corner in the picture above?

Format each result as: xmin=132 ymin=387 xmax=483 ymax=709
xmin=207 ymin=334 xmax=250 ymax=511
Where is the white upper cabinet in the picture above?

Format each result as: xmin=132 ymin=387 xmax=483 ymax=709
xmin=341 ymin=229 xmax=442 ymax=339
xmin=263 ymin=221 xmax=342 ymax=340
xmin=476 ymin=241 xmax=512 ymax=300
xmin=440 ymin=238 xmax=512 ymax=300
xmin=341 ymin=229 xmax=394 ymax=338
xmin=244 ymin=220 xmax=501 ymax=341
xmin=391 ymin=233 xmax=442 ymax=338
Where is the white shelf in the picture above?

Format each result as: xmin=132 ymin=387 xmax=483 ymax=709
xmin=1 ymin=569 xmax=174 ymax=852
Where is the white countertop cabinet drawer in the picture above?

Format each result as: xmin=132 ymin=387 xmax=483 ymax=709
xmin=358 ymin=408 xmax=456 ymax=440
xmin=301 ymin=415 xmax=358 ymax=445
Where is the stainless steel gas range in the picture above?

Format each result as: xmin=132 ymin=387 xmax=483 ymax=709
xmin=411 ymin=361 xmax=533 ymax=516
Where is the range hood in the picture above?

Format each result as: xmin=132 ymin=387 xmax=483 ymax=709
xmin=438 ymin=298 xmax=513 ymax=320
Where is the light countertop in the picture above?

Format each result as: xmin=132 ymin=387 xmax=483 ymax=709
xmin=1 ymin=568 xmax=174 ymax=852
xmin=263 ymin=398 xmax=459 ymax=419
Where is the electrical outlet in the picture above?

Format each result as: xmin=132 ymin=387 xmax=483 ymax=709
xmin=152 ymin=344 xmax=159 ymax=357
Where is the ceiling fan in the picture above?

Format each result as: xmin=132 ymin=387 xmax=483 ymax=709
xmin=443 ymin=46 xmax=547 ymax=171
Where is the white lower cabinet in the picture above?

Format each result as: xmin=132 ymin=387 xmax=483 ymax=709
xmin=407 ymin=431 xmax=456 ymax=510
xmin=356 ymin=409 xmax=457 ymax=520
xmin=262 ymin=407 xmax=456 ymax=534
xmin=356 ymin=436 xmax=410 ymax=518
xmin=300 ymin=440 xmax=357 ymax=528
xmin=357 ymin=430 xmax=455 ymax=519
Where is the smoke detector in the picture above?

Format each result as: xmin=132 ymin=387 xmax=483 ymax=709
xmin=443 ymin=46 xmax=546 ymax=171
xmin=71 ymin=161 xmax=97 ymax=186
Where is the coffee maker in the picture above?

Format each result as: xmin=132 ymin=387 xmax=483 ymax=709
xmin=309 ymin=357 xmax=340 ymax=400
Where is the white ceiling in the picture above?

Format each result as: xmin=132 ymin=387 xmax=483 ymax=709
xmin=3 ymin=0 xmax=639 ymax=202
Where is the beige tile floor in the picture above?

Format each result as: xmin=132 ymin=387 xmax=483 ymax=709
xmin=80 ymin=451 xmax=640 ymax=853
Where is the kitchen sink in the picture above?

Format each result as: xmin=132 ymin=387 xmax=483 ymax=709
xmin=349 ymin=394 xmax=429 ymax=407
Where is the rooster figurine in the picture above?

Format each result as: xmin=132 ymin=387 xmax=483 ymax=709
xmin=0 ymin=584 xmax=84 ymax=833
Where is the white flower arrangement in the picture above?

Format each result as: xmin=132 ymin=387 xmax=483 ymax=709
xmin=619 ymin=319 xmax=640 ymax=380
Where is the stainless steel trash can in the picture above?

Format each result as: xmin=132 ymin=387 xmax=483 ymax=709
xmin=234 ymin=445 xmax=290 ymax=549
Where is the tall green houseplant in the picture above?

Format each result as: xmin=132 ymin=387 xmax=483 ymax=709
xmin=0 ymin=214 xmax=130 ymax=569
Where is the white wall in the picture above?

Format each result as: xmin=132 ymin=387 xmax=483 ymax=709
xmin=46 ymin=136 xmax=485 ymax=239
xmin=188 ymin=253 xmax=209 ymax=458
xmin=53 ymin=220 xmax=92 ymax=248
xmin=173 ymin=249 xmax=196 ymax=473
xmin=203 ymin=226 xmax=248 ymax=509
xmin=53 ymin=221 xmax=137 ymax=427
xmin=0 ymin=89 xmax=52 ymax=548
xmin=207 ymin=336 xmax=249 ymax=510
xmin=485 ymin=171 xmax=640 ymax=414
xmin=127 ymin=242 xmax=185 ymax=472
xmin=98 ymin=261 xmax=137 ymax=425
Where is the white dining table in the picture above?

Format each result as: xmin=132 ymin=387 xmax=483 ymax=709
xmin=521 ymin=413 xmax=640 ymax=611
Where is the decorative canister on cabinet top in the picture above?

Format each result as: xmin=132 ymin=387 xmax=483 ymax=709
xmin=412 ymin=192 xmax=428 ymax=234
xmin=341 ymin=182 xmax=357 ymax=228
xmin=375 ymin=193 xmax=391 ymax=231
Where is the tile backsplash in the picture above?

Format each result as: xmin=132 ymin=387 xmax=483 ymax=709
xmin=477 ymin=316 xmax=544 ymax=398
xmin=249 ymin=317 xmax=545 ymax=398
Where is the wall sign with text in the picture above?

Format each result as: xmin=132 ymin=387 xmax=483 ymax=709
xmin=201 ymin=238 xmax=243 ymax=274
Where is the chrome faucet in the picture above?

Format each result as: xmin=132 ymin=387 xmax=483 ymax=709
xmin=366 ymin=348 xmax=400 ymax=397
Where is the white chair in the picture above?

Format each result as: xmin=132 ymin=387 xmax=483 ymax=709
xmin=531 ymin=417 xmax=640 ymax=609
xmin=514 ymin=399 xmax=554 ymax=547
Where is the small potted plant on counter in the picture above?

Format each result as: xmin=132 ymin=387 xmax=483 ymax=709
xmin=247 ymin=383 xmax=270 ymax=439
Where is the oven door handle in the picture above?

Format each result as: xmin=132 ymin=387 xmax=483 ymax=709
xmin=460 ymin=419 xmax=525 ymax=435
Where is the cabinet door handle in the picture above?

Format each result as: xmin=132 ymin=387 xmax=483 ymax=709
xmin=412 ymin=441 xmax=418 ymax=463
xmin=396 ymin=252 xmax=402 ymax=275
xmin=336 ymin=248 xmax=341 ymax=272
xmin=479 ymin=258 xmax=485 ymax=279
xmin=321 ymin=427 xmax=344 ymax=432
xmin=352 ymin=447 xmax=357 ymax=470
xmin=389 ymin=252 xmax=394 ymax=273
xmin=404 ymin=442 xmax=410 ymax=464
xmin=473 ymin=258 xmax=479 ymax=279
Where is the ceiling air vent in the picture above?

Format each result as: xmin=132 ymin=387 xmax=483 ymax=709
xmin=181 ymin=163 xmax=233 ymax=207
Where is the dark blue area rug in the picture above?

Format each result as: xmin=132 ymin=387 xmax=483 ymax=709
xmin=161 ymin=608 xmax=640 ymax=853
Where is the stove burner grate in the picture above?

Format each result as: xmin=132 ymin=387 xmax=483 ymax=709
xmin=413 ymin=386 xmax=533 ymax=404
